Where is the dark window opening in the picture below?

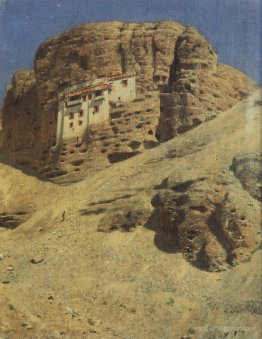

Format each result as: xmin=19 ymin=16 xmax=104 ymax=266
xmin=69 ymin=95 xmax=81 ymax=101
xmin=122 ymin=79 xmax=128 ymax=87
xmin=88 ymin=94 xmax=92 ymax=100
xmin=153 ymin=75 xmax=161 ymax=82
xmin=95 ymin=90 xmax=102 ymax=97
xmin=69 ymin=113 xmax=74 ymax=120
xmin=79 ymin=110 xmax=83 ymax=117
xmin=78 ymin=120 xmax=83 ymax=126
xmin=94 ymin=106 xmax=100 ymax=113
xmin=184 ymin=84 xmax=191 ymax=91
xmin=69 ymin=122 xmax=74 ymax=128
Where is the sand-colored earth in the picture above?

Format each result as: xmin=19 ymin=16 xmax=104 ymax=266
xmin=0 ymin=91 xmax=261 ymax=338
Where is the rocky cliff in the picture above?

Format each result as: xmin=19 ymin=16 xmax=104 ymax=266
xmin=0 ymin=21 xmax=257 ymax=182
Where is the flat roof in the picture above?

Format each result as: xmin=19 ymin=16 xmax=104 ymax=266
xmin=59 ymin=72 xmax=136 ymax=100
xmin=61 ymin=83 xmax=111 ymax=100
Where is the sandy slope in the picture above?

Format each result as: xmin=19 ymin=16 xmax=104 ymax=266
xmin=0 ymin=91 xmax=261 ymax=338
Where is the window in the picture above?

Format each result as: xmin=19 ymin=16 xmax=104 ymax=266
xmin=69 ymin=122 xmax=74 ymax=128
xmin=69 ymin=112 xmax=74 ymax=120
xmin=78 ymin=120 xmax=83 ymax=126
xmin=88 ymin=94 xmax=92 ymax=100
xmin=95 ymin=90 xmax=102 ymax=97
xmin=94 ymin=106 xmax=100 ymax=113
xmin=69 ymin=95 xmax=81 ymax=101
xmin=122 ymin=79 xmax=128 ymax=87
xmin=79 ymin=110 xmax=83 ymax=118
xmin=83 ymin=96 xmax=86 ymax=102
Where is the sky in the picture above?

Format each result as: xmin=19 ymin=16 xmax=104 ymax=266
xmin=0 ymin=0 xmax=261 ymax=105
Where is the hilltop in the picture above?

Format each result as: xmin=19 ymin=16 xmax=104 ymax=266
xmin=0 ymin=21 xmax=257 ymax=183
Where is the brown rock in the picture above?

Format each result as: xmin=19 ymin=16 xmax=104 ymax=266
xmin=0 ymin=21 xmax=256 ymax=183
xmin=150 ymin=176 xmax=260 ymax=271
xmin=203 ymin=239 xmax=227 ymax=272
xmin=156 ymin=27 xmax=255 ymax=141
xmin=98 ymin=207 xmax=149 ymax=233
xmin=231 ymin=153 xmax=262 ymax=201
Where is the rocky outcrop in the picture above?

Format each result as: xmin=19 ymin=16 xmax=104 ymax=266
xmin=0 ymin=118 xmax=2 ymax=146
xmin=0 ymin=21 xmax=256 ymax=182
xmin=231 ymin=153 xmax=262 ymax=201
xmin=156 ymin=27 xmax=255 ymax=140
xmin=1 ymin=71 xmax=40 ymax=167
xmin=0 ymin=211 xmax=30 ymax=230
xmin=149 ymin=177 xmax=260 ymax=271
xmin=98 ymin=208 xmax=149 ymax=233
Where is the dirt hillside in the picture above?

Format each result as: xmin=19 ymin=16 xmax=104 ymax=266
xmin=0 ymin=91 xmax=261 ymax=338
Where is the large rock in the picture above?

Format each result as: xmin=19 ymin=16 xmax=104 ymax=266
xmin=149 ymin=176 xmax=260 ymax=271
xmin=98 ymin=207 xmax=150 ymax=233
xmin=0 ymin=21 xmax=256 ymax=181
xmin=231 ymin=153 xmax=262 ymax=201
xmin=1 ymin=71 xmax=40 ymax=167
xmin=156 ymin=27 xmax=255 ymax=140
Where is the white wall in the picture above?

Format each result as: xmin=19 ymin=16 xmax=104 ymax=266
xmin=57 ymin=76 xmax=136 ymax=141
xmin=88 ymin=90 xmax=110 ymax=125
xmin=63 ymin=101 xmax=88 ymax=140
xmin=57 ymin=89 xmax=110 ymax=141
xmin=109 ymin=77 xmax=136 ymax=102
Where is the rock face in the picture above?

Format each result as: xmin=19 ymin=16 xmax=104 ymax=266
xmin=149 ymin=176 xmax=260 ymax=272
xmin=0 ymin=21 xmax=256 ymax=182
xmin=231 ymin=153 xmax=262 ymax=202
xmin=156 ymin=27 xmax=255 ymax=140
xmin=1 ymin=71 xmax=39 ymax=167
xmin=0 ymin=118 xmax=2 ymax=146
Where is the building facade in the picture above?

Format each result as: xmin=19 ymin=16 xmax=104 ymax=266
xmin=107 ymin=73 xmax=136 ymax=102
xmin=56 ymin=73 xmax=136 ymax=142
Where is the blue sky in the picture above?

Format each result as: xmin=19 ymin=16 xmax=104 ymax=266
xmin=0 ymin=0 xmax=261 ymax=105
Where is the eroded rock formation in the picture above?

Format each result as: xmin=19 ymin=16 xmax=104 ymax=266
xmin=231 ymin=153 xmax=262 ymax=202
xmin=1 ymin=71 xmax=39 ymax=167
xmin=148 ymin=176 xmax=260 ymax=271
xmin=156 ymin=27 xmax=255 ymax=140
xmin=0 ymin=21 xmax=256 ymax=182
